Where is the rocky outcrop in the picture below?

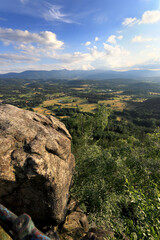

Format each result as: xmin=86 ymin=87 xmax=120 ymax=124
xmin=0 ymin=104 xmax=75 ymax=226
xmin=59 ymin=206 xmax=89 ymax=240
xmin=45 ymin=199 xmax=89 ymax=240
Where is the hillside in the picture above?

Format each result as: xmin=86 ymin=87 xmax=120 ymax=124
xmin=1 ymin=69 xmax=160 ymax=80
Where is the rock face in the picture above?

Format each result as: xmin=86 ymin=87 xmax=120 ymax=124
xmin=58 ymin=199 xmax=89 ymax=240
xmin=0 ymin=104 xmax=75 ymax=226
xmin=60 ymin=208 xmax=89 ymax=240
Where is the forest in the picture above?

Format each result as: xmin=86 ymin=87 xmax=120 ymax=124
xmin=1 ymin=77 xmax=160 ymax=239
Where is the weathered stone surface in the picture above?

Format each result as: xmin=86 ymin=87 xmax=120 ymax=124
xmin=0 ymin=104 xmax=75 ymax=226
xmin=82 ymin=228 xmax=108 ymax=240
xmin=59 ymin=206 xmax=89 ymax=240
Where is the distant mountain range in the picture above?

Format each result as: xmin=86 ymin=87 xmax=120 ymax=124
xmin=0 ymin=69 xmax=160 ymax=80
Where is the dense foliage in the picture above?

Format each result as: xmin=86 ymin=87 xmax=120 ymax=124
xmin=63 ymin=105 xmax=160 ymax=239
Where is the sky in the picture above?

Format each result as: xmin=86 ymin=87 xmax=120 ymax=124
xmin=0 ymin=0 xmax=160 ymax=73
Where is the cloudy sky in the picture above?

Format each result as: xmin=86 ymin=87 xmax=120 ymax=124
xmin=0 ymin=0 xmax=160 ymax=73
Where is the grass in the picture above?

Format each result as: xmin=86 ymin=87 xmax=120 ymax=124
xmin=20 ymin=92 xmax=41 ymax=98
xmin=132 ymin=98 xmax=147 ymax=102
xmin=33 ymin=93 xmax=136 ymax=115
xmin=42 ymin=96 xmax=87 ymax=108
xmin=99 ymin=99 xmax=126 ymax=111
xmin=71 ymin=87 xmax=87 ymax=91
xmin=33 ymin=107 xmax=53 ymax=115
xmin=79 ymin=104 xmax=97 ymax=112
xmin=42 ymin=96 xmax=77 ymax=106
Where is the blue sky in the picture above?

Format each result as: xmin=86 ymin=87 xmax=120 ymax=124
xmin=0 ymin=0 xmax=160 ymax=73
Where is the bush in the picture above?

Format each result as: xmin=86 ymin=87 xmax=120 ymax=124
xmin=64 ymin=108 xmax=160 ymax=238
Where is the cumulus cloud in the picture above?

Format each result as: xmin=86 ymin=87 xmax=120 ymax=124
xmin=103 ymin=43 xmax=130 ymax=57
xmin=140 ymin=10 xmax=160 ymax=24
xmin=43 ymin=47 xmax=104 ymax=70
xmin=132 ymin=35 xmax=155 ymax=42
xmin=95 ymin=37 xmax=99 ymax=41
xmin=58 ymin=51 xmax=94 ymax=63
xmin=123 ymin=10 xmax=160 ymax=26
xmin=1 ymin=40 xmax=159 ymax=72
xmin=0 ymin=28 xmax=65 ymax=67
xmin=85 ymin=41 xmax=91 ymax=46
xmin=107 ymin=35 xmax=116 ymax=44
xmin=107 ymin=35 xmax=123 ymax=44
xmin=63 ymin=43 xmax=131 ymax=70
xmin=0 ymin=27 xmax=102 ymax=70
xmin=117 ymin=35 xmax=123 ymax=40
xmin=0 ymin=28 xmax=64 ymax=49
xmin=1 ymin=26 xmax=160 ymax=72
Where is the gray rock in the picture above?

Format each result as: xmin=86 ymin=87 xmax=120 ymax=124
xmin=0 ymin=104 xmax=75 ymax=226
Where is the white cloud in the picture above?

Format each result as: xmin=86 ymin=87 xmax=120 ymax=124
xmin=85 ymin=41 xmax=91 ymax=46
xmin=122 ymin=17 xmax=139 ymax=26
xmin=123 ymin=10 xmax=160 ymax=26
xmin=103 ymin=43 xmax=130 ymax=57
xmin=43 ymin=3 xmax=73 ymax=23
xmin=0 ymin=28 xmax=65 ymax=67
xmin=95 ymin=37 xmax=99 ymax=41
xmin=107 ymin=35 xmax=123 ymax=44
xmin=132 ymin=35 xmax=155 ymax=42
xmin=107 ymin=35 xmax=116 ymax=44
xmin=0 ymin=28 xmax=64 ymax=49
xmin=0 ymin=32 xmax=132 ymax=72
xmin=117 ymin=35 xmax=123 ymax=40
xmin=82 ymin=64 xmax=95 ymax=70
xmin=5 ymin=0 xmax=74 ymax=24
xmin=101 ymin=43 xmax=130 ymax=69
xmin=0 ymin=28 xmax=102 ymax=70
xmin=1 ymin=25 xmax=160 ymax=72
xmin=1 ymin=42 xmax=160 ymax=72
xmin=140 ymin=10 xmax=160 ymax=24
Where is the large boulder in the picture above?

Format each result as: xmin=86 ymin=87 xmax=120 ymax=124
xmin=0 ymin=104 xmax=75 ymax=226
